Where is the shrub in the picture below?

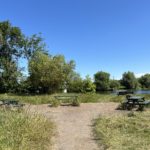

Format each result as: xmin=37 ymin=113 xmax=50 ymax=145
xmin=72 ymin=98 xmax=80 ymax=106
xmin=50 ymin=98 xmax=60 ymax=107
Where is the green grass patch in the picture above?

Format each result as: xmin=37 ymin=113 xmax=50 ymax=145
xmin=94 ymin=111 xmax=150 ymax=150
xmin=1 ymin=93 xmax=150 ymax=104
xmin=78 ymin=93 xmax=125 ymax=103
xmin=0 ymin=94 xmax=53 ymax=104
xmin=0 ymin=109 xmax=54 ymax=150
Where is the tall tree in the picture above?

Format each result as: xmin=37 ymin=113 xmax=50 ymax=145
xmin=23 ymin=34 xmax=47 ymax=60
xmin=67 ymin=72 xmax=83 ymax=93
xmin=121 ymin=71 xmax=138 ymax=89
xmin=94 ymin=71 xmax=110 ymax=91
xmin=0 ymin=21 xmax=24 ymax=92
xmin=110 ymin=80 xmax=120 ymax=90
xmin=139 ymin=74 xmax=150 ymax=88
xmin=29 ymin=51 xmax=75 ymax=93
xmin=82 ymin=75 xmax=96 ymax=92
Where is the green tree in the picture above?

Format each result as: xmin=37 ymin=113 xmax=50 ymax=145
xmin=29 ymin=51 xmax=75 ymax=93
xmin=94 ymin=71 xmax=110 ymax=91
xmin=82 ymin=75 xmax=96 ymax=92
xmin=0 ymin=21 xmax=24 ymax=92
xmin=121 ymin=71 xmax=138 ymax=89
xmin=110 ymin=80 xmax=120 ymax=90
xmin=67 ymin=72 xmax=83 ymax=93
xmin=139 ymin=74 xmax=150 ymax=88
xmin=23 ymin=34 xmax=47 ymax=60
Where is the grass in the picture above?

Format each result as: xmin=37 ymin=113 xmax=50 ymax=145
xmin=94 ymin=110 xmax=150 ymax=150
xmin=78 ymin=93 xmax=125 ymax=103
xmin=0 ymin=108 xmax=54 ymax=150
xmin=0 ymin=93 xmax=150 ymax=105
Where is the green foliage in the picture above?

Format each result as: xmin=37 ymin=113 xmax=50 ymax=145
xmin=68 ymin=73 xmax=83 ymax=93
xmin=121 ymin=71 xmax=138 ymax=89
xmin=110 ymin=80 xmax=120 ymax=90
xmin=72 ymin=98 xmax=80 ymax=106
xmin=29 ymin=51 xmax=75 ymax=93
xmin=82 ymin=75 xmax=96 ymax=93
xmin=24 ymin=34 xmax=47 ymax=60
xmin=0 ymin=109 xmax=54 ymax=150
xmin=0 ymin=21 xmax=48 ymax=93
xmin=94 ymin=71 xmax=110 ymax=91
xmin=139 ymin=74 xmax=150 ymax=89
xmin=50 ymin=98 xmax=60 ymax=107
xmin=94 ymin=111 xmax=150 ymax=150
xmin=0 ymin=21 xmax=24 ymax=92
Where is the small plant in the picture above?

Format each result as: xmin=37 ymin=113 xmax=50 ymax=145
xmin=50 ymin=98 xmax=60 ymax=107
xmin=72 ymin=98 xmax=80 ymax=106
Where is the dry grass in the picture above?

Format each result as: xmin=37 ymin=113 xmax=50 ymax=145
xmin=94 ymin=110 xmax=150 ymax=150
xmin=0 ymin=108 xmax=54 ymax=150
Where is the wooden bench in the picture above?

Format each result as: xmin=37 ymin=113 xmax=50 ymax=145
xmin=54 ymin=95 xmax=79 ymax=106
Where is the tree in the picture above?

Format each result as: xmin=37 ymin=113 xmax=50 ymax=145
xmin=29 ymin=51 xmax=75 ymax=93
xmin=139 ymin=74 xmax=150 ymax=88
xmin=82 ymin=75 xmax=96 ymax=92
xmin=23 ymin=34 xmax=47 ymax=60
xmin=67 ymin=72 xmax=83 ymax=93
xmin=0 ymin=21 xmax=24 ymax=92
xmin=121 ymin=71 xmax=138 ymax=89
xmin=94 ymin=71 xmax=110 ymax=91
xmin=110 ymin=80 xmax=120 ymax=90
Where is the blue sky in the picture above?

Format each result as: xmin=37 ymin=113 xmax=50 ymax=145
xmin=0 ymin=0 xmax=150 ymax=79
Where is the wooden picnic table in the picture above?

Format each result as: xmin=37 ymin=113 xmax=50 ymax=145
xmin=54 ymin=95 xmax=79 ymax=106
xmin=122 ymin=95 xmax=150 ymax=111
xmin=0 ymin=99 xmax=24 ymax=108
xmin=127 ymin=96 xmax=145 ymax=103
xmin=1 ymin=99 xmax=19 ymax=105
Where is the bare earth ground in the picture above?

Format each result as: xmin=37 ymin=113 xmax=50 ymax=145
xmin=26 ymin=103 xmax=122 ymax=150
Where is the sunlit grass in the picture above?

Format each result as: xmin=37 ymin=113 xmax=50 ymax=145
xmin=94 ymin=110 xmax=150 ymax=150
xmin=0 ymin=93 xmax=150 ymax=104
xmin=0 ymin=109 xmax=54 ymax=150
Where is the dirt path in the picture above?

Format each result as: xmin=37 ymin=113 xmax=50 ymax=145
xmin=27 ymin=103 xmax=121 ymax=150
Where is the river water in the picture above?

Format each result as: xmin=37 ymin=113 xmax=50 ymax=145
xmin=99 ymin=90 xmax=150 ymax=95
xmin=134 ymin=90 xmax=150 ymax=94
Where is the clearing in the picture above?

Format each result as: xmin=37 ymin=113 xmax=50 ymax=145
xmin=27 ymin=103 xmax=122 ymax=150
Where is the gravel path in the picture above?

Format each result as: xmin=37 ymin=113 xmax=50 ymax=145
xmin=27 ymin=103 xmax=121 ymax=150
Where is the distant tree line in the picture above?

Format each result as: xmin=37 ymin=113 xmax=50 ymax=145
xmin=0 ymin=21 xmax=150 ymax=94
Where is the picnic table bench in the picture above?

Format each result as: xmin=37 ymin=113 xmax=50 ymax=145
xmin=54 ymin=95 xmax=79 ymax=106
xmin=0 ymin=99 xmax=24 ymax=108
xmin=122 ymin=95 xmax=150 ymax=111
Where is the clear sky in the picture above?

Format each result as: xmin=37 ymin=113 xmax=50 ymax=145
xmin=0 ymin=0 xmax=150 ymax=79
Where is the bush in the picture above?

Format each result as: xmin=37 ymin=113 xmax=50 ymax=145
xmin=50 ymin=98 xmax=60 ymax=107
xmin=94 ymin=71 xmax=110 ymax=91
xmin=72 ymin=98 xmax=80 ymax=106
